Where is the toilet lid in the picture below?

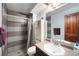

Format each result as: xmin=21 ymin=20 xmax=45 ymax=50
xmin=27 ymin=46 xmax=36 ymax=54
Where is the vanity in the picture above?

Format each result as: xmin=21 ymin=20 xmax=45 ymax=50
xmin=35 ymin=42 xmax=79 ymax=56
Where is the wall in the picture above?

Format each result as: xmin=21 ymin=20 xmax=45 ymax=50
xmin=7 ymin=10 xmax=28 ymax=56
xmin=31 ymin=3 xmax=48 ymax=43
xmin=32 ymin=10 xmax=47 ymax=43
xmin=0 ymin=3 xmax=2 ymax=27
xmin=2 ymin=3 xmax=8 ymax=56
xmin=36 ymin=9 xmax=47 ymax=42
xmin=0 ymin=3 xmax=2 ymax=56
xmin=47 ymin=3 xmax=79 ymax=41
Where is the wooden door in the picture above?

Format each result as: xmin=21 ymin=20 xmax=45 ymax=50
xmin=76 ymin=12 xmax=79 ymax=42
xmin=65 ymin=12 xmax=79 ymax=42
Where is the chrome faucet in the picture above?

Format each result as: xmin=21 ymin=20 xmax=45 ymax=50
xmin=51 ymin=39 xmax=61 ymax=46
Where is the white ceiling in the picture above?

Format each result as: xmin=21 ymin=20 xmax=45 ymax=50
xmin=6 ymin=3 xmax=36 ymax=14
xmin=31 ymin=3 xmax=47 ymax=14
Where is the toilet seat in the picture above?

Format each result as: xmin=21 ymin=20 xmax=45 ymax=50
xmin=27 ymin=46 xmax=36 ymax=56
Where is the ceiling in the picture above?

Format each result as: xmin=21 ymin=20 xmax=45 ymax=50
xmin=6 ymin=3 xmax=36 ymax=14
xmin=31 ymin=3 xmax=47 ymax=14
xmin=31 ymin=3 xmax=66 ymax=14
xmin=6 ymin=3 xmax=66 ymax=15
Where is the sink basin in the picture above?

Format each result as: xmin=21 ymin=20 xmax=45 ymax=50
xmin=44 ymin=43 xmax=65 ymax=56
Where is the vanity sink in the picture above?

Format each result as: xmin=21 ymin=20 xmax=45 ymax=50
xmin=44 ymin=43 xmax=65 ymax=56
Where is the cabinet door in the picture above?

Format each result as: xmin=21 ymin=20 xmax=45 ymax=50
xmin=65 ymin=13 xmax=78 ymax=42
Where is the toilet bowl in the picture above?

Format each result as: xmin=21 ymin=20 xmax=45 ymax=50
xmin=27 ymin=46 xmax=36 ymax=56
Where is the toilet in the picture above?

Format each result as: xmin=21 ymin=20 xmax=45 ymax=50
xmin=27 ymin=46 xmax=36 ymax=56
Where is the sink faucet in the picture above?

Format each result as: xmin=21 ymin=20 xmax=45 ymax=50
xmin=51 ymin=39 xmax=61 ymax=46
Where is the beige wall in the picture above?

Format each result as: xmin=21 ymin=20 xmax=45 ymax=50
xmin=0 ymin=3 xmax=2 ymax=56
xmin=0 ymin=3 xmax=2 ymax=27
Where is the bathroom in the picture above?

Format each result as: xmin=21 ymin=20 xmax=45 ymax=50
xmin=0 ymin=3 xmax=79 ymax=56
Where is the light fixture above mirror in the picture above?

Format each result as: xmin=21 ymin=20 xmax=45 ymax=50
xmin=44 ymin=3 xmax=65 ymax=10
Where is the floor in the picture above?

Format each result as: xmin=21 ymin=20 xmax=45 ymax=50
xmin=7 ymin=48 xmax=27 ymax=56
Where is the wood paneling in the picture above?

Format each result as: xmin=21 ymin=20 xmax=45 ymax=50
xmin=76 ymin=13 xmax=79 ymax=41
xmin=65 ymin=12 xmax=79 ymax=42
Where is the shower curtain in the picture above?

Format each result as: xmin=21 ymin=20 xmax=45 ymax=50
xmin=26 ymin=17 xmax=36 ymax=52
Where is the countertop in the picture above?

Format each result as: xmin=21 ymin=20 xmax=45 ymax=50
xmin=36 ymin=42 xmax=79 ymax=56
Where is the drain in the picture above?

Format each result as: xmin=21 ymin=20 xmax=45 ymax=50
xmin=17 ymin=52 xmax=20 ymax=54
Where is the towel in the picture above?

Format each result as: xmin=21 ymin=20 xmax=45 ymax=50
xmin=0 ymin=27 xmax=7 ymax=46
